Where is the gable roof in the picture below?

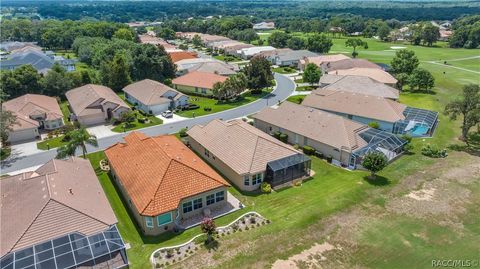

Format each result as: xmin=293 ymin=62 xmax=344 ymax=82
xmin=0 ymin=158 xmax=117 ymax=257
xmin=65 ymin=84 xmax=129 ymax=117
xmin=322 ymin=75 xmax=400 ymax=99
xmin=172 ymin=71 xmax=227 ymax=89
xmin=323 ymin=58 xmax=382 ymax=72
xmin=328 ymin=67 xmax=398 ymax=84
xmin=303 ymin=54 xmax=350 ymax=67
xmin=187 ymin=119 xmax=303 ymax=175
xmin=0 ymin=50 xmax=54 ymax=71
xmin=2 ymin=94 xmax=63 ymax=131
xmin=302 ymin=90 xmax=407 ymax=123
xmin=105 ymin=132 xmax=229 ymax=216
xmin=275 ymin=50 xmax=318 ymax=62
xmin=122 ymin=79 xmax=187 ymax=106
xmin=252 ymin=101 xmax=369 ymax=151
xmin=168 ymin=51 xmax=198 ymax=63
xmin=187 ymin=61 xmax=237 ymax=76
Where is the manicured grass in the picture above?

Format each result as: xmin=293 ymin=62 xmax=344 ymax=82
xmin=111 ymin=111 xmax=163 ymax=133
xmin=37 ymin=136 xmax=68 ymax=150
xmin=176 ymin=89 xmax=272 ymax=118
xmin=296 ymin=85 xmax=316 ymax=91
xmin=0 ymin=147 xmax=11 ymax=160
xmin=286 ymin=96 xmax=305 ymax=104
xmin=213 ymin=54 xmax=242 ymax=62
xmin=294 ymin=78 xmax=304 ymax=83
xmin=272 ymin=66 xmax=297 ymax=74
xmin=60 ymin=101 xmax=70 ymax=123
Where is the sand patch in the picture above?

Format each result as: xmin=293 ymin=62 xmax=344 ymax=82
xmin=272 ymin=242 xmax=335 ymax=269
xmin=407 ymin=188 xmax=436 ymax=201
xmin=390 ymin=46 xmax=407 ymax=49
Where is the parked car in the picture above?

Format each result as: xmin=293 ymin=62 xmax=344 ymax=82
xmin=162 ymin=110 xmax=173 ymax=118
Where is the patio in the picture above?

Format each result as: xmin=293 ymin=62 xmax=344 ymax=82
xmin=176 ymin=192 xmax=243 ymax=230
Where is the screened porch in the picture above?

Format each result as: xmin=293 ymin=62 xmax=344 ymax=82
xmin=264 ymin=153 xmax=311 ymax=187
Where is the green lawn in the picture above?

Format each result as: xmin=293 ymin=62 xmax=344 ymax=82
xmin=294 ymin=78 xmax=304 ymax=83
xmin=286 ymin=95 xmax=305 ymax=104
xmin=37 ymin=136 xmax=68 ymax=150
xmin=213 ymin=54 xmax=242 ymax=62
xmin=111 ymin=111 xmax=163 ymax=133
xmin=296 ymin=85 xmax=316 ymax=91
xmin=176 ymin=89 xmax=272 ymax=118
xmin=272 ymin=66 xmax=297 ymax=74
xmin=0 ymin=147 xmax=11 ymax=160
xmin=60 ymin=101 xmax=70 ymax=123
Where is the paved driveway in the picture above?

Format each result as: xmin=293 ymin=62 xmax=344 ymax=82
xmin=1 ymin=73 xmax=295 ymax=174
xmin=87 ymin=125 xmax=117 ymax=139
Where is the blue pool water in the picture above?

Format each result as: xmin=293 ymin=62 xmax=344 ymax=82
xmin=410 ymin=124 xmax=429 ymax=136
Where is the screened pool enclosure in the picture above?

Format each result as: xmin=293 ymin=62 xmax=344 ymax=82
xmin=265 ymin=153 xmax=311 ymax=187
xmin=393 ymin=107 xmax=439 ymax=137
xmin=0 ymin=225 xmax=128 ymax=269
xmin=350 ymin=128 xmax=407 ymax=168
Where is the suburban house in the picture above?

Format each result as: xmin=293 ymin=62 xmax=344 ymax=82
xmin=187 ymin=119 xmax=311 ymax=190
xmin=299 ymin=54 xmax=350 ymax=70
xmin=0 ymin=50 xmax=75 ymax=74
xmin=105 ymin=132 xmax=234 ymax=235
xmin=2 ymin=94 xmax=64 ymax=142
xmin=139 ymin=34 xmax=178 ymax=52
xmin=122 ymin=79 xmax=189 ymax=114
xmin=224 ymin=43 xmax=254 ymax=57
xmin=302 ymin=90 xmax=438 ymax=137
xmin=321 ymin=58 xmax=382 ymax=73
xmin=319 ymin=75 xmax=400 ymax=100
xmin=186 ymin=61 xmax=238 ymax=76
xmin=273 ymin=50 xmax=318 ymax=67
xmin=168 ymin=51 xmax=198 ymax=63
xmin=329 ymin=68 xmax=398 ymax=86
xmin=439 ymin=29 xmax=453 ymax=41
xmin=237 ymin=46 xmax=276 ymax=59
xmin=257 ymin=48 xmax=293 ymax=63
xmin=252 ymin=102 xmax=406 ymax=169
xmin=0 ymin=41 xmax=41 ymax=53
xmin=65 ymin=84 xmax=130 ymax=126
xmin=253 ymin=21 xmax=275 ymax=30
xmin=0 ymin=158 xmax=128 ymax=269
xmin=172 ymin=71 xmax=228 ymax=96
xmin=175 ymin=58 xmax=219 ymax=74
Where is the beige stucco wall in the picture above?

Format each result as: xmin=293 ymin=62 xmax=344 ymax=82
xmin=188 ymin=137 xmax=262 ymax=192
xmin=173 ymin=84 xmax=213 ymax=96
xmin=254 ymin=119 xmax=353 ymax=165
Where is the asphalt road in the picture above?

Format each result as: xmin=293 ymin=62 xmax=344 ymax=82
xmin=1 ymin=73 xmax=295 ymax=174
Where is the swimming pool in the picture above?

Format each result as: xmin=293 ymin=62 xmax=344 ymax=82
xmin=409 ymin=124 xmax=430 ymax=136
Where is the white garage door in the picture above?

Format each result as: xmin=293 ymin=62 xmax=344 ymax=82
xmin=78 ymin=114 xmax=106 ymax=126
xmin=8 ymin=128 xmax=38 ymax=143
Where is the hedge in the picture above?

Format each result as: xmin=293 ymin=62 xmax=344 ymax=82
xmin=302 ymin=145 xmax=315 ymax=155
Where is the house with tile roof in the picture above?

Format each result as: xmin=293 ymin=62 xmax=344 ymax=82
xmin=0 ymin=157 xmax=128 ymax=269
xmin=302 ymin=90 xmax=438 ymax=137
xmin=273 ymin=50 xmax=319 ymax=67
xmin=65 ymin=84 xmax=130 ymax=126
xmin=298 ymin=54 xmax=350 ymax=70
xmin=2 ymin=94 xmax=64 ymax=142
xmin=252 ymin=102 xmax=406 ymax=168
xmin=168 ymin=51 xmax=198 ymax=63
xmin=122 ymin=79 xmax=189 ymax=115
xmin=187 ymin=119 xmax=311 ymax=190
xmin=172 ymin=71 xmax=228 ymax=96
xmin=105 ymin=132 xmax=234 ymax=235
xmin=253 ymin=22 xmax=275 ymax=30
xmin=328 ymin=67 xmax=398 ymax=86
xmin=320 ymin=75 xmax=400 ymax=100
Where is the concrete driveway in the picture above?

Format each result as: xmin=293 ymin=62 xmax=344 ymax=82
xmin=87 ymin=125 xmax=116 ymax=139
xmin=156 ymin=114 xmax=189 ymax=124
xmin=10 ymin=140 xmax=43 ymax=156
xmin=1 ymin=73 xmax=296 ymax=174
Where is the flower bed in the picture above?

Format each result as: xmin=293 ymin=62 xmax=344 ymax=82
xmin=151 ymin=212 xmax=269 ymax=268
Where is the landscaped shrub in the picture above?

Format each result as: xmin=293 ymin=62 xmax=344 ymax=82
xmin=421 ymin=144 xmax=448 ymax=158
xmin=293 ymin=144 xmax=300 ymax=150
xmin=314 ymin=151 xmax=324 ymax=158
xmin=326 ymin=155 xmax=333 ymax=163
xmin=273 ymin=131 xmax=281 ymax=139
xmin=261 ymin=182 xmax=272 ymax=193
xmin=155 ymin=263 xmax=161 ymax=268
xmin=138 ymin=117 xmax=146 ymax=124
xmin=204 ymin=107 xmax=212 ymax=111
xmin=154 ymin=252 xmax=160 ymax=258
xmin=279 ymin=133 xmax=288 ymax=143
xmin=179 ymin=128 xmax=188 ymax=137
xmin=166 ymin=249 xmax=174 ymax=258
xmin=302 ymin=145 xmax=315 ymax=155
xmin=368 ymin=121 xmax=380 ymax=129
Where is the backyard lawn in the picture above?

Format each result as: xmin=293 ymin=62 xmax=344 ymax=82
xmin=0 ymin=147 xmax=11 ymax=161
xmin=272 ymin=66 xmax=297 ymax=74
xmin=296 ymin=85 xmax=316 ymax=91
xmin=176 ymin=89 xmax=272 ymax=118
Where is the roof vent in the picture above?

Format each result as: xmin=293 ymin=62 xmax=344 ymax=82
xmin=68 ymin=188 xmax=74 ymax=195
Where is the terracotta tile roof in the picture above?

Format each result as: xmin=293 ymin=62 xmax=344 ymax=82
xmin=252 ymin=102 xmax=369 ymax=151
xmin=2 ymin=94 xmax=63 ymax=131
xmin=168 ymin=51 xmax=198 ymax=63
xmin=105 ymin=132 xmax=229 ymax=216
xmin=322 ymin=75 xmax=399 ymax=99
xmin=65 ymin=84 xmax=129 ymax=117
xmin=328 ymin=68 xmax=398 ymax=84
xmin=122 ymin=79 xmax=187 ymax=106
xmin=187 ymin=119 xmax=303 ymax=175
xmin=0 ymin=158 xmax=117 ymax=257
xmin=302 ymin=89 xmax=406 ymax=123
xmin=172 ymin=71 xmax=227 ymax=90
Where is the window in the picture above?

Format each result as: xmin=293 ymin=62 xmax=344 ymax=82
xmin=252 ymin=173 xmax=262 ymax=185
xmin=206 ymin=194 xmax=215 ymax=205
xmin=195 ymin=87 xmax=199 ymax=92
xmin=204 ymin=148 xmax=210 ymax=157
xmin=244 ymin=175 xmax=250 ymax=186
xmin=182 ymin=201 xmax=193 ymax=213
xmin=201 ymin=88 xmax=207 ymax=94
xmin=145 ymin=217 xmax=154 ymax=228
xmin=215 ymin=191 xmax=225 ymax=202
xmin=157 ymin=212 xmax=172 ymax=226
xmin=193 ymin=198 xmax=203 ymax=210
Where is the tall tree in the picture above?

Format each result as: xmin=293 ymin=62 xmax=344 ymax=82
xmin=345 ymin=38 xmax=368 ymax=58
xmin=41 ymin=64 xmax=74 ymax=97
xmin=56 ymin=127 xmax=98 ymax=159
xmin=377 ymin=24 xmax=391 ymax=41
xmin=242 ymin=56 xmax=274 ymax=91
xmin=268 ymin=31 xmax=290 ymax=48
xmin=1 ymin=65 xmax=43 ymax=98
xmin=157 ymin=27 xmax=176 ymax=40
xmin=0 ymin=89 xmax=18 ymax=145
xmin=302 ymin=63 xmax=321 ymax=85
xmin=421 ymin=24 xmax=440 ymax=47
xmin=131 ymin=44 xmax=175 ymax=82
xmin=103 ymin=52 xmax=132 ymax=91
xmin=306 ymin=34 xmax=333 ymax=53
xmin=390 ymin=49 xmax=419 ymax=90
xmin=408 ymin=68 xmax=435 ymax=92
xmin=113 ymin=28 xmax=135 ymax=41
xmin=192 ymin=34 xmax=202 ymax=47
xmin=286 ymin=36 xmax=306 ymax=50
xmin=444 ymin=84 xmax=480 ymax=143
xmin=362 ymin=151 xmax=388 ymax=180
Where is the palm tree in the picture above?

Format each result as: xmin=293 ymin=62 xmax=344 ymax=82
xmin=56 ymin=127 xmax=98 ymax=159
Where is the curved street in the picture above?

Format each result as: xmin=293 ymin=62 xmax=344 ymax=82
xmin=1 ymin=73 xmax=296 ymax=174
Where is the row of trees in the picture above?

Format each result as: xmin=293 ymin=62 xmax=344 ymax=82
xmin=449 ymin=15 xmax=480 ymax=49
xmin=390 ymin=49 xmax=435 ymax=92
xmin=267 ymin=32 xmax=333 ymax=53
